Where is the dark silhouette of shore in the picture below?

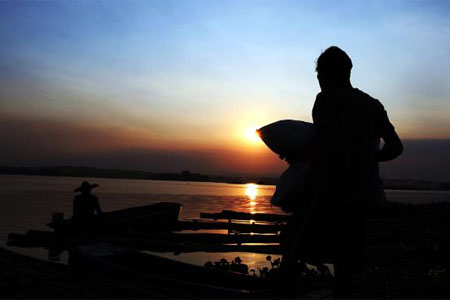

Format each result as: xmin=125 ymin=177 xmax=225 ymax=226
xmin=1 ymin=165 xmax=449 ymax=191
xmin=0 ymin=165 xmax=273 ymax=185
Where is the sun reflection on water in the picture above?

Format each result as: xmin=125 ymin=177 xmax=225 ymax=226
xmin=245 ymin=183 xmax=258 ymax=201
xmin=245 ymin=183 xmax=258 ymax=214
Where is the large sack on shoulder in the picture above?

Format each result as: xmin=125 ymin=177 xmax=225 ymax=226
xmin=257 ymin=120 xmax=316 ymax=158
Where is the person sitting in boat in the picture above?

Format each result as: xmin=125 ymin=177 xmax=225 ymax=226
xmin=72 ymin=181 xmax=102 ymax=223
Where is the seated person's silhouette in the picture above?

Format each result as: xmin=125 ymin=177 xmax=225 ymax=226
xmin=72 ymin=181 xmax=102 ymax=223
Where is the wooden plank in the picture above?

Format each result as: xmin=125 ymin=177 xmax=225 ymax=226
xmin=107 ymin=236 xmax=283 ymax=255
xmin=200 ymin=210 xmax=289 ymax=222
xmin=175 ymin=220 xmax=283 ymax=233
xmin=8 ymin=228 xmax=281 ymax=252
xmin=138 ymin=232 xmax=280 ymax=244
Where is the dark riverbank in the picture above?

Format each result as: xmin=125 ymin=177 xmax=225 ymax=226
xmin=2 ymin=165 xmax=450 ymax=190
xmin=0 ymin=247 xmax=170 ymax=298
xmin=2 ymin=247 xmax=248 ymax=299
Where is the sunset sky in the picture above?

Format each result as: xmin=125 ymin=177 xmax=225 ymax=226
xmin=1 ymin=0 xmax=449 ymax=180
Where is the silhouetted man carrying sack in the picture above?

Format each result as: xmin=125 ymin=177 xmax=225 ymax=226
xmin=72 ymin=181 xmax=102 ymax=223
xmin=281 ymin=47 xmax=403 ymax=298
xmin=311 ymin=46 xmax=403 ymax=298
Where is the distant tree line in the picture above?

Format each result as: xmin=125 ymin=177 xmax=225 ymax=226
xmin=0 ymin=166 xmax=448 ymax=190
xmin=0 ymin=166 xmax=210 ymax=182
xmin=0 ymin=165 xmax=276 ymax=185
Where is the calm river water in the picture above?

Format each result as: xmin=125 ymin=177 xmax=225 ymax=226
xmin=1 ymin=174 xmax=449 ymax=270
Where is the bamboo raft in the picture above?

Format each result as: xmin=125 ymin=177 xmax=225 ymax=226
xmin=7 ymin=202 xmax=290 ymax=298
xmin=8 ymin=201 xmax=450 ymax=255
xmin=8 ymin=201 xmax=450 ymax=259
xmin=8 ymin=203 xmax=286 ymax=254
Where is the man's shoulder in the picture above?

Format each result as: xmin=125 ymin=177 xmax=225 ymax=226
xmin=352 ymin=88 xmax=384 ymax=109
xmin=314 ymin=88 xmax=385 ymax=111
xmin=352 ymin=88 xmax=374 ymax=100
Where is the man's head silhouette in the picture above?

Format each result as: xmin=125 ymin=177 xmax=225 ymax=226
xmin=316 ymin=46 xmax=353 ymax=91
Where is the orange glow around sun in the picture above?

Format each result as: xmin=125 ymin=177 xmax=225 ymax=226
xmin=244 ymin=125 xmax=261 ymax=143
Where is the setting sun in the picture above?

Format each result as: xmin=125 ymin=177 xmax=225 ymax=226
xmin=244 ymin=125 xmax=261 ymax=143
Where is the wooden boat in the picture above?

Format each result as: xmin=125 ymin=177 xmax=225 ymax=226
xmin=47 ymin=202 xmax=182 ymax=234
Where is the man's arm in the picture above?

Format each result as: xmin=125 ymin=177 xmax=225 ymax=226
xmin=374 ymin=100 xmax=403 ymax=162
xmin=378 ymin=128 xmax=403 ymax=162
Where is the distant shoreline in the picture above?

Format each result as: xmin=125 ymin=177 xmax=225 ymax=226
xmin=1 ymin=165 xmax=449 ymax=191
xmin=0 ymin=165 xmax=277 ymax=186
